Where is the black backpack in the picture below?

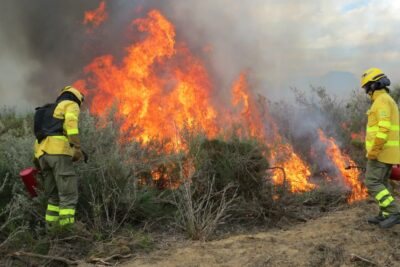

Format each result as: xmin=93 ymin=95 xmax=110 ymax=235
xmin=34 ymin=91 xmax=82 ymax=143
xmin=34 ymin=103 xmax=64 ymax=143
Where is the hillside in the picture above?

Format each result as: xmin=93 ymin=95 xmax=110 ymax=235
xmin=121 ymin=202 xmax=400 ymax=267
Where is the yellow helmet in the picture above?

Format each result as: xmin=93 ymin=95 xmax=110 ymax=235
xmin=360 ymin=67 xmax=386 ymax=88
xmin=59 ymin=86 xmax=85 ymax=104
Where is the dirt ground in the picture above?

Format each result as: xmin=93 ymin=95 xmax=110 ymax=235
xmin=118 ymin=202 xmax=400 ymax=267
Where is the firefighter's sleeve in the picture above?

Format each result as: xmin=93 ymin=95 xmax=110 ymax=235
xmin=369 ymin=99 xmax=391 ymax=158
xmin=33 ymin=139 xmax=39 ymax=158
xmin=64 ymin=102 xmax=81 ymax=147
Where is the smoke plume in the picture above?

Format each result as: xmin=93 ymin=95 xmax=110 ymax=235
xmin=0 ymin=0 xmax=326 ymax=108
xmin=2 ymin=0 xmax=393 ymax=108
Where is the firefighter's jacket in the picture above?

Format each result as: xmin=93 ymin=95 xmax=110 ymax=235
xmin=34 ymin=100 xmax=80 ymax=159
xmin=366 ymin=90 xmax=400 ymax=164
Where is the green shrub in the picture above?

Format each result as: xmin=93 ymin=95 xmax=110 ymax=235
xmin=194 ymin=138 xmax=269 ymax=201
xmin=75 ymin=111 xmax=175 ymax=237
xmin=171 ymin=134 xmax=275 ymax=240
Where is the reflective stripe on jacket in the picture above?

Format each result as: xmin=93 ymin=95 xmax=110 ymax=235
xmin=366 ymin=90 xmax=400 ymax=164
xmin=34 ymin=100 xmax=80 ymax=158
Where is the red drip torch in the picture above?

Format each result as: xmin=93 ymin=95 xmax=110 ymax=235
xmin=391 ymin=165 xmax=400 ymax=181
xmin=19 ymin=167 xmax=38 ymax=198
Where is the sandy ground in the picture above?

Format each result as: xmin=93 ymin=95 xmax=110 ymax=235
xmin=120 ymin=203 xmax=400 ymax=267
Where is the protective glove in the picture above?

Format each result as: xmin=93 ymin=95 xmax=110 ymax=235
xmin=367 ymin=150 xmax=379 ymax=160
xmin=72 ymin=147 xmax=83 ymax=162
xmin=367 ymin=137 xmax=386 ymax=160
xmin=68 ymin=134 xmax=81 ymax=148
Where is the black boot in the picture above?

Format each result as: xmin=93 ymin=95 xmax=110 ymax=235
xmin=379 ymin=213 xmax=400 ymax=228
xmin=367 ymin=212 xmax=385 ymax=224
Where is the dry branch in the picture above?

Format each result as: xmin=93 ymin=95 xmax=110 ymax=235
xmin=0 ymin=173 xmax=9 ymax=193
xmin=56 ymin=235 xmax=92 ymax=242
xmin=88 ymin=253 xmax=133 ymax=265
xmin=11 ymin=251 xmax=79 ymax=265
xmin=350 ymin=253 xmax=376 ymax=265
xmin=0 ymin=226 xmax=27 ymax=250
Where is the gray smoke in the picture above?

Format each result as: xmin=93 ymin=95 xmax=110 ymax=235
xmin=1 ymin=1 xmax=375 ymax=190
xmin=0 ymin=0 xmax=149 ymax=108
xmin=0 ymin=0 xmax=318 ymax=109
xmin=1 ymin=0 xmax=391 ymax=110
xmin=0 ymin=0 xmax=98 ymax=109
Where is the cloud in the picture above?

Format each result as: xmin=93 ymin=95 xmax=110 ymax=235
xmin=160 ymin=0 xmax=400 ymax=97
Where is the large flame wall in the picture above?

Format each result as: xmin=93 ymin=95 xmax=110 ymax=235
xmin=75 ymin=7 xmax=367 ymax=202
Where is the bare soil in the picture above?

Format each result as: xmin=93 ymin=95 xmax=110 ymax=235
xmin=120 ymin=202 xmax=400 ymax=267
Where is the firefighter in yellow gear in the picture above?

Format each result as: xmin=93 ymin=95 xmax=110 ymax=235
xmin=34 ymin=86 xmax=84 ymax=228
xmin=361 ymin=68 xmax=400 ymax=228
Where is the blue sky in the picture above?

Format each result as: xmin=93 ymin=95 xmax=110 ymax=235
xmin=342 ymin=0 xmax=370 ymax=12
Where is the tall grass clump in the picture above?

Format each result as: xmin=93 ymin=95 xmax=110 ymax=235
xmin=0 ymin=108 xmax=43 ymax=253
xmin=75 ymin=110 xmax=174 ymax=238
xmin=170 ymin=133 xmax=274 ymax=240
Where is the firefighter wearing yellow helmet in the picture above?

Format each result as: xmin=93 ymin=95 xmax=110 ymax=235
xmin=33 ymin=86 xmax=85 ymax=229
xmin=361 ymin=68 xmax=400 ymax=228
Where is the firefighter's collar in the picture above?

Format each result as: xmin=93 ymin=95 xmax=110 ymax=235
xmin=371 ymin=90 xmax=387 ymax=101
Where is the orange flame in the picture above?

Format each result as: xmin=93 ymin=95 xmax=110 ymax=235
xmin=231 ymin=73 xmax=266 ymax=139
xmin=78 ymin=10 xmax=218 ymax=150
xmin=351 ymin=132 xmax=365 ymax=141
xmin=231 ymin=73 xmax=315 ymax=192
xmin=78 ymin=9 xmax=314 ymax=194
xmin=317 ymin=129 xmax=368 ymax=203
xmin=270 ymin=145 xmax=315 ymax=192
xmin=83 ymin=1 xmax=108 ymax=28
xmin=342 ymin=121 xmax=365 ymax=142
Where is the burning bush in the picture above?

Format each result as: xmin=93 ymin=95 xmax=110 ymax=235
xmin=2 ymin=85 xmax=399 ymax=263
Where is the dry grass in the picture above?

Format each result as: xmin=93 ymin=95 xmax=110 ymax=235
xmin=172 ymin=165 xmax=238 ymax=240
